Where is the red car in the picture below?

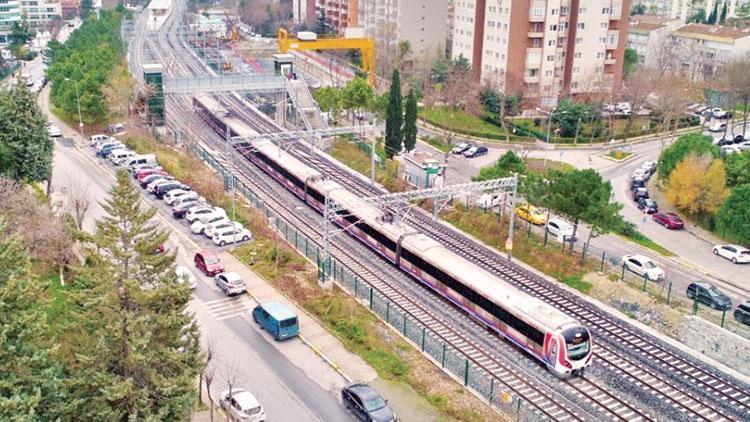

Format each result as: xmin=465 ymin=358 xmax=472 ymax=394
xmin=653 ymin=212 xmax=684 ymax=229
xmin=134 ymin=168 xmax=167 ymax=180
xmin=194 ymin=250 xmax=224 ymax=276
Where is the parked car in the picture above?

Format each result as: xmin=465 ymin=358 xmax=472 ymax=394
xmin=124 ymin=154 xmax=157 ymax=170
xmin=714 ymin=137 xmax=735 ymax=146
xmin=133 ymin=167 xmax=166 ymax=179
xmin=632 ymin=187 xmax=649 ymax=201
xmin=652 ymin=212 xmax=684 ymax=229
xmin=165 ymin=189 xmax=198 ymax=205
xmin=172 ymin=201 xmax=203 ymax=219
xmin=140 ymin=174 xmax=172 ymax=188
xmin=738 ymin=141 xmax=750 ymax=151
xmin=175 ymin=265 xmax=198 ymax=290
xmin=173 ymin=194 xmax=205 ymax=208
xmin=451 ymin=142 xmax=473 ymax=155
xmin=191 ymin=215 xmax=228 ymax=234
xmin=709 ymin=121 xmax=727 ymax=132
xmin=711 ymin=108 xmax=730 ymax=119
xmin=193 ymin=250 xmax=224 ymax=276
xmin=515 ymin=204 xmax=547 ymax=225
xmin=154 ymin=182 xmax=190 ymax=199
xmin=621 ymin=254 xmax=665 ymax=281
xmin=204 ymin=221 xmax=243 ymax=239
xmin=734 ymin=301 xmax=750 ymax=326
xmin=463 ymin=145 xmax=488 ymax=158
xmin=187 ymin=207 xmax=226 ymax=224
xmin=712 ymin=244 xmax=750 ymax=264
xmin=546 ymin=218 xmax=576 ymax=241
xmin=219 ymin=389 xmax=266 ymax=422
xmin=475 ymin=192 xmax=502 ymax=209
xmin=637 ymin=198 xmax=658 ymax=214
xmin=686 ymin=282 xmax=732 ymax=311
xmin=214 ymin=272 xmax=246 ymax=296
xmin=721 ymin=145 xmax=742 ymax=155
xmin=630 ymin=177 xmax=645 ymax=191
xmin=631 ymin=168 xmax=649 ymax=181
xmin=213 ymin=228 xmax=253 ymax=246
xmin=99 ymin=143 xmax=125 ymax=158
xmin=341 ymin=383 xmax=397 ymax=422
xmin=109 ymin=149 xmax=135 ymax=165
xmin=89 ymin=134 xmax=110 ymax=146
xmin=146 ymin=178 xmax=176 ymax=194
xmin=733 ymin=135 xmax=745 ymax=144
xmin=48 ymin=124 xmax=62 ymax=137
xmin=252 ymin=301 xmax=300 ymax=341
xmin=95 ymin=140 xmax=120 ymax=154
xmin=641 ymin=160 xmax=657 ymax=174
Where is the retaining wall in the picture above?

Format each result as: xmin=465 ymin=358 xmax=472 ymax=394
xmin=677 ymin=316 xmax=750 ymax=376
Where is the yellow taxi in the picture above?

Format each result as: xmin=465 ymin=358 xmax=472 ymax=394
xmin=515 ymin=204 xmax=547 ymax=225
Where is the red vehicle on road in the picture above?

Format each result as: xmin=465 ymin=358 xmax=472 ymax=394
xmin=653 ymin=212 xmax=684 ymax=229
xmin=194 ymin=250 xmax=224 ymax=276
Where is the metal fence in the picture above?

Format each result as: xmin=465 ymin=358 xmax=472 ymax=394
xmin=185 ymin=140 xmax=549 ymax=421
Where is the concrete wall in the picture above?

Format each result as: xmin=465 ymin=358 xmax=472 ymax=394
xmin=677 ymin=315 xmax=750 ymax=376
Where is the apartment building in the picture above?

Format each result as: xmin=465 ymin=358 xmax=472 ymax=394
xmin=670 ymin=23 xmax=750 ymax=80
xmin=293 ymin=0 xmax=315 ymax=25
xmin=316 ymin=0 xmax=358 ymax=33
xmin=358 ymin=0 xmax=448 ymax=63
xmin=454 ymin=0 xmax=631 ymax=107
xmin=0 ymin=0 xmax=21 ymax=45
xmin=21 ymin=0 xmax=62 ymax=27
xmin=627 ymin=14 xmax=681 ymax=68
xmin=633 ymin=0 xmax=749 ymax=22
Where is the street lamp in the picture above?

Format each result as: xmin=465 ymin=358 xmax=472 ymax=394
xmin=537 ymin=107 xmax=567 ymax=143
xmin=64 ymin=77 xmax=83 ymax=137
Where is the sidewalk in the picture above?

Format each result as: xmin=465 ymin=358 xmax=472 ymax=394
xmin=218 ymin=252 xmax=442 ymax=422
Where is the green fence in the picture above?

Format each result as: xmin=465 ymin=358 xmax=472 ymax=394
xmin=185 ymin=141 xmax=549 ymax=421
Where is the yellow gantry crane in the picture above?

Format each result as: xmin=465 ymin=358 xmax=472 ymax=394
xmin=277 ymin=28 xmax=376 ymax=85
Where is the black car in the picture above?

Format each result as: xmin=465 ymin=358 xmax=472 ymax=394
xmin=734 ymin=301 xmax=750 ymax=325
xmin=154 ymin=182 xmax=189 ymax=199
xmin=687 ymin=282 xmax=732 ymax=311
xmin=716 ymin=138 xmax=734 ymax=147
xmin=630 ymin=178 xmax=645 ymax=191
xmin=632 ymin=187 xmax=649 ymax=201
xmin=734 ymin=135 xmax=745 ymax=144
xmin=172 ymin=198 xmax=202 ymax=218
xmin=637 ymin=198 xmax=658 ymax=214
xmin=342 ymin=383 xmax=397 ymax=422
xmin=463 ymin=145 xmax=488 ymax=158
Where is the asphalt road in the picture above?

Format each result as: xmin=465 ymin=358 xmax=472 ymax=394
xmin=46 ymin=102 xmax=351 ymax=421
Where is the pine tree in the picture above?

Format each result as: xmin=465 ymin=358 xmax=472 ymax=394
xmin=720 ymin=1 xmax=728 ymax=23
xmin=64 ymin=170 xmax=201 ymax=420
xmin=385 ymin=69 xmax=403 ymax=158
xmin=707 ymin=2 xmax=718 ymax=24
xmin=0 ymin=227 xmax=64 ymax=420
xmin=403 ymin=89 xmax=418 ymax=152
xmin=0 ymin=85 xmax=53 ymax=183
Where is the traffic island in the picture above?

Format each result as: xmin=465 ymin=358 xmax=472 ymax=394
xmin=602 ymin=148 xmax=635 ymax=162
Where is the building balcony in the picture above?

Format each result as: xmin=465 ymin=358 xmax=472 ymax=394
xmin=604 ymin=57 xmax=616 ymax=65
xmin=524 ymin=74 xmax=541 ymax=83
xmin=528 ymin=30 xmax=544 ymax=38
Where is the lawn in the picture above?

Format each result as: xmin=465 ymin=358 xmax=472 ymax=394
xmin=419 ymin=107 xmax=506 ymax=140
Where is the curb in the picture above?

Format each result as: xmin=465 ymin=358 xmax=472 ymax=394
xmin=299 ymin=334 xmax=353 ymax=384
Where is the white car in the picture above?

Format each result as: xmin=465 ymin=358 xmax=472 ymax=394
xmin=164 ymin=189 xmax=194 ymax=205
xmin=213 ymin=228 xmax=252 ymax=246
xmin=641 ymin=160 xmax=657 ymax=174
xmin=721 ymin=145 xmax=741 ymax=155
xmin=476 ymin=192 xmax=502 ymax=209
xmin=186 ymin=207 xmax=226 ymax=224
xmin=204 ymin=220 xmax=243 ymax=239
xmin=622 ymin=254 xmax=665 ymax=281
xmin=175 ymin=265 xmax=197 ymax=290
xmin=172 ymin=194 xmax=205 ymax=208
xmin=709 ymin=121 xmax=727 ymax=132
xmin=146 ymin=178 xmax=175 ymax=194
xmin=546 ymin=218 xmax=576 ymax=241
xmin=90 ymin=134 xmax=110 ymax=146
xmin=631 ymin=168 xmax=649 ymax=180
xmin=711 ymin=108 xmax=729 ymax=119
xmin=48 ymin=124 xmax=62 ymax=137
xmin=712 ymin=245 xmax=750 ymax=264
xmin=219 ymin=389 xmax=266 ymax=422
xmin=190 ymin=215 xmax=228 ymax=234
xmin=738 ymin=141 xmax=750 ymax=152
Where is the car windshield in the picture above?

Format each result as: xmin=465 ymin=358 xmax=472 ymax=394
xmin=642 ymin=261 xmax=656 ymax=269
xmin=740 ymin=250 xmax=750 ymax=256
xmin=363 ymin=396 xmax=387 ymax=412
xmin=243 ymin=406 xmax=262 ymax=416
xmin=203 ymin=256 xmax=219 ymax=265
xmin=563 ymin=327 xmax=590 ymax=361
xmin=531 ymin=209 xmax=544 ymax=217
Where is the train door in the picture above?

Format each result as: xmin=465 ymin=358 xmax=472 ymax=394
xmin=548 ymin=338 xmax=558 ymax=368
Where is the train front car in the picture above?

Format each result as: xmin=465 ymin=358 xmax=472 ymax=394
xmin=550 ymin=323 xmax=593 ymax=377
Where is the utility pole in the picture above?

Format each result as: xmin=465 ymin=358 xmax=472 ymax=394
xmin=370 ymin=134 xmax=375 ymax=186
xmin=506 ymin=173 xmax=518 ymax=261
xmin=225 ymin=121 xmax=235 ymax=220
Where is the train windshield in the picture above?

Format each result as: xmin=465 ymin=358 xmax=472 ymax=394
xmin=563 ymin=327 xmax=590 ymax=361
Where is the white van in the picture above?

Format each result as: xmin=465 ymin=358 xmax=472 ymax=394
xmin=476 ymin=192 xmax=503 ymax=209
xmin=124 ymin=154 xmax=157 ymax=169
xmin=109 ymin=149 xmax=135 ymax=165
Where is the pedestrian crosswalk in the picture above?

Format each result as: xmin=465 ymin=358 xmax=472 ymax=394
xmin=202 ymin=296 xmax=254 ymax=321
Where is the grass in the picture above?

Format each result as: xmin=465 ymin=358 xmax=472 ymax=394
xmin=606 ymin=149 xmax=633 ymax=160
xmin=561 ymin=274 xmax=593 ymax=294
xmin=328 ymin=138 xmax=404 ymax=192
xmin=618 ymin=228 xmax=675 ymax=257
xmin=526 ymin=158 xmax=575 ymax=174
xmin=420 ymin=106 xmax=506 ymax=139
xmin=420 ymin=135 xmax=452 ymax=153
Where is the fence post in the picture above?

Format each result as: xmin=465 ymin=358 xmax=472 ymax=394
xmin=721 ymin=309 xmax=727 ymax=328
xmin=543 ymin=229 xmax=549 ymax=247
xmin=421 ymin=327 xmax=426 ymax=351
xmin=621 ymin=264 xmax=626 ymax=281
xmin=402 ymin=313 xmax=407 ymax=335
xmin=354 ymin=277 xmax=358 ymax=296
xmin=667 ymin=282 xmax=672 ymax=304
xmin=369 ymin=287 xmax=373 ymax=309
xmin=600 ymin=251 xmax=605 ymax=273
xmin=386 ymin=300 xmax=390 ymax=323
xmin=463 ymin=359 xmax=470 ymax=386
xmin=642 ymin=274 xmax=648 ymax=291
xmin=580 ymin=242 xmax=588 ymax=264
xmin=692 ymin=295 xmax=699 ymax=315
xmin=441 ymin=343 xmax=446 ymax=367
xmin=489 ymin=379 xmax=495 ymax=405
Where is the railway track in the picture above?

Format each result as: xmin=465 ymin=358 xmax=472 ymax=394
xmin=133 ymin=3 xmax=750 ymax=420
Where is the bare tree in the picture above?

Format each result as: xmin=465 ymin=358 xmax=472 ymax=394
xmin=653 ymin=36 xmax=679 ymax=76
xmin=716 ymin=57 xmax=750 ymax=135
xmin=198 ymin=338 xmax=218 ymax=406
xmin=222 ymin=358 xmax=245 ymax=402
xmin=203 ymin=360 xmax=217 ymax=422
xmin=39 ymin=219 xmax=75 ymax=286
xmin=649 ymin=73 xmax=702 ymax=148
xmin=619 ymin=70 xmax=658 ymax=140
xmin=66 ymin=179 xmax=92 ymax=231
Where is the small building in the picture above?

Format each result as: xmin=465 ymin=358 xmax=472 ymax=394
xmin=189 ymin=15 xmax=226 ymax=38
xmin=627 ymin=15 xmax=682 ymax=69
xmin=146 ymin=0 xmax=172 ymax=31
xmin=670 ymin=23 xmax=750 ymax=81
xmin=401 ymin=152 xmax=445 ymax=189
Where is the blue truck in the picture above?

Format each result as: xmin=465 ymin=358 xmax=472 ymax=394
xmin=252 ymin=301 xmax=299 ymax=341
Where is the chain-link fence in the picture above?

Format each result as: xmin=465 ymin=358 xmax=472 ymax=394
xmin=186 ymin=140 xmax=551 ymax=421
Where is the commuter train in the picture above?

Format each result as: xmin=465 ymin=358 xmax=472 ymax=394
xmin=193 ymin=94 xmax=593 ymax=377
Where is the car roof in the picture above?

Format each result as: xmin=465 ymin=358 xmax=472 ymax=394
xmin=347 ymin=383 xmax=380 ymax=399
xmin=227 ymin=390 xmax=260 ymax=409
xmin=221 ymin=272 xmax=242 ymax=282
xmin=260 ymin=301 xmax=297 ymax=320
xmin=629 ymin=254 xmax=653 ymax=262
xmin=197 ymin=249 xmax=217 ymax=259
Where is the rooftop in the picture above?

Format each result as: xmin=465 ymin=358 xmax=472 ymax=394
xmin=147 ymin=0 xmax=171 ymax=10
xmin=629 ymin=21 xmax=665 ymax=32
xmin=674 ymin=23 xmax=750 ymax=41
xmin=260 ymin=301 xmax=297 ymax=321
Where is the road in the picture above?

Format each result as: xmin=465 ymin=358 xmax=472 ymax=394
xmin=412 ymin=128 xmax=750 ymax=315
xmin=42 ymin=87 xmax=352 ymax=421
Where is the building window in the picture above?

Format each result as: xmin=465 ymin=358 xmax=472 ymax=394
xmin=576 ymin=37 xmax=582 ymax=44
xmin=547 ymin=55 xmax=555 ymax=61
xmin=579 ymin=7 xmax=587 ymax=14
xmin=573 ymin=67 xmax=580 ymax=74
xmin=599 ymin=37 xmax=606 ymax=43
xmin=531 ymin=38 xmax=541 ymax=47
xmin=572 ymin=82 xmax=579 ymax=88
xmin=574 ymin=52 xmax=582 ymax=59
xmin=601 ymin=22 xmax=608 ymax=29
xmin=548 ymin=39 xmax=555 ymax=47
xmin=550 ymin=24 xmax=557 ymax=31
xmin=602 ymin=7 xmax=610 ymax=14
xmin=577 ymin=22 xmax=585 ymax=29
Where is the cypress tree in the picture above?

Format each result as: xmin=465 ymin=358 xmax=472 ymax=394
xmin=403 ymin=89 xmax=418 ymax=152
xmin=707 ymin=2 xmax=718 ymax=24
xmin=64 ymin=170 xmax=201 ymax=420
xmin=720 ymin=1 xmax=727 ymax=23
xmin=385 ymin=69 xmax=403 ymax=158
